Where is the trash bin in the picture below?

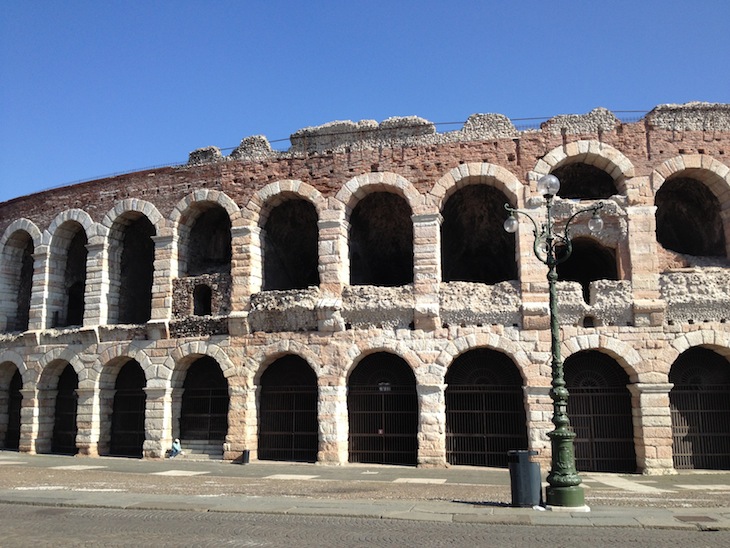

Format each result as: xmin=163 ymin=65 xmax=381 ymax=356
xmin=239 ymin=449 xmax=250 ymax=464
xmin=507 ymin=450 xmax=542 ymax=507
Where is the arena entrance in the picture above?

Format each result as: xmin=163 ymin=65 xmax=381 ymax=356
xmin=670 ymin=347 xmax=730 ymax=470
xmin=258 ymin=355 xmax=318 ymax=462
xmin=52 ymin=364 xmax=78 ymax=455
xmin=564 ymin=351 xmax=636 ymax=472
xmin=109 ymin=360 xmax=146 ymax=457
xmin=3 ymin=368 xmax=22 ymax=449
xmin=348 ymin=353 xmax=418 ymax=466
xmin=180 ymin=357 xmax=229 ymax=454
xmin=445 ymin=349 xmax=528 ymax=468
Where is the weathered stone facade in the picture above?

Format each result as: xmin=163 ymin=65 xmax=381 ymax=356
xmin=1 ymin=102 xmax=729 ymax=473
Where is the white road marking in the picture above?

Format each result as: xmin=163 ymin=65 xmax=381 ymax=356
xmin=676 ymin=484 xmax=730 ymax=491
xmin=393 ymin=478 xmax=447 ymax=484
xmin=263 ymin=474 xmax=319 ymax=480
xmin=50 ymin=465 xmax=107 ymax=471
xmin=151 ymin=470 xmax=210 ymax=477
xmin=587 ymin=474 xmax=673 ymax=493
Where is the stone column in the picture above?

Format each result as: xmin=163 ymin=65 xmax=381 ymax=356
xmin=417 ymin=384 xmax=446 ymax=467
xmin=30 ymin=243 xmax=50 ymax=330
xmin=96 ymin=388 xmax=116 ymax=456
xmin=524 ymin=385 xmax=552 ymax=468
xmin=143 ymin=386 xmax=172 ymax=459
xmin=412 ymin=214 xmax=442 ymax=331
xmin=224 ymin=383 xmax=248 ymax=461
xmin=316 ymin=214 xmax=348 ymax=332
xmin=626 ymin=206 xmax=665 ymax=326
xmin=75 ymin=386 xmax=101 ymax=456
xmin=18 ymin=387 xmax=39 ymax=454
xmin=34 ymin=388 xmax=57 ymax=454
xmin=147 ymin=232 xmax=175 ymax=339
xmin=83 ymin=237 xmax=108 ymax=327
xmin=317 ymin=384 xmax=349 ymax=464
xmin=627 ymin=382 xmax=675 ymax=474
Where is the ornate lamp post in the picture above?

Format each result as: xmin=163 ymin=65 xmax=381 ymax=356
xmin=504 ymin=174 xmax=604 ymax=509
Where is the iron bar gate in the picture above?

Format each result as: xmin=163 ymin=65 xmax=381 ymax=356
xmin=52 ymin=365 xmax=78 ymax=455
xmin=671 ymin=386 xmax=730 ymax=469
xmin=258 ymin=385 xmax=318 ymax=462
xmin=110 ymin=362 xmax=146 ymax=458
xmin=180 ymin=388 xmax=229 ymax=440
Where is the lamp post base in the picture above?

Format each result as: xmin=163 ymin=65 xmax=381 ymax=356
xmin=545 ymin=485 xmax=588 ymax=509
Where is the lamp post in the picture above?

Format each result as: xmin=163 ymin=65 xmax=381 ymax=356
xmin=504 ymin=174 xmax=604 ymax=509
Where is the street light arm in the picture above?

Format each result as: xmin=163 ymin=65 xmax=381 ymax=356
xmin=503 ymin=203 xmax=550 ymax=264
xmin=554 ymin=201 xmax=605 ymax=266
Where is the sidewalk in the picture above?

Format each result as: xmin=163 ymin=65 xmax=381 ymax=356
xmin=1 ymin=451 xmax=729 ymax=530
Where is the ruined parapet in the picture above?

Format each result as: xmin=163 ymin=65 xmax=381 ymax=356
xmin=439 ymin=281 xmax=521 ymax=327
xmin=341 ymin=285 xmax=415 ymax=329
xmin=646 ymin=102 xmax=730 ymax=132
xmin=660 ymin=268 xmax=730 ymax=323
xmin=188 ymin=146 xmax=223 ymax=165
xmin=172 ymin=274 xmax=232 ymax=318
xmin=557 ymin=280 xmax=632 ymax=326
xmin=169 ymin=317 xmax=229 ymax=338
xmin=248 ymin=288 xmax=320 ymax=333
xmin=229 ymin=135 xmax=277 ymax=161
xmin=456 ymin=113 xmax=519 ymax=140
xmin=540 ymin=107 xmax=620 ymax=135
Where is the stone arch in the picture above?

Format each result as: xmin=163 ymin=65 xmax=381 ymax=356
xmin=243 ymin=180 xmax=327 ymax=226
xmin=36 ymin=348 xmax=86 ymax=389
xmin=166 ymin=341 xmax=237 ymax=387
xmin=0 ymin=350 xmax=33 ymax=386
xmin=335 ymin=172 xmax=423 ymax=215
xmin=96 ymin=344 xmax=155 ymax=388
xmin=252 ymin=340 xmax=322 ymax=386
xmin=430 ymin=163 xmax=522 ymax=211
xmin=346 ymin=340 xmax=423 ymax=385
xmin=561 ymin=334 xmax=642 ymax=382
xmin=0 ymin=220 xmax=41 ymax=333
xmin=670 ymin=330 xmax=730 ymax=363
xmin=531 ymin=140 xmax=635 ymax=196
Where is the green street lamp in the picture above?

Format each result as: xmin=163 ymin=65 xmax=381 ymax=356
xmin=504 ymin=173 xmax=604 ymax=510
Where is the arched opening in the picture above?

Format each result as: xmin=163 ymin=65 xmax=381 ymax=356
xmin=109 ymin=360 xmax=146 ymax=458
xmin=445 ymin=349 xmax=527 ymax=468
xmin=441 ymin=185 xmax=517 ymax=284
xmin=670 ymin=347 xmax=730 ymax=470
xmin=64 ymin=229 xmax=88 ymax=327
xmin=1 ymin=231 xmax=34 ymax=332
xmin=557 ymin=238 xmax=618 ymax=302
xmin=52 ymin=364 xmax=78 ymax=455
xmin=2 ymin=367 xmax=22 ymax=450
xmin=117 ymin=215 xmax=155 ymax=324
xmin=187 ymin=205 xmax=232 ymax=276
xmin=552 ymin=163 xmax=618 ymax=200
xmin=193 ymin=284 xmax=212 ymax=316
xmin=258 ymin=355 xmax=318 ymax=462
xmin=349 ymin=192 xmax=413 ymax=286
xmin=348 ymin=352 xmax=418 ymax=465
xmin=263 ymin=199 xmax=320 ymax=291
xmin=656 ymin=177 xmax=726 ymax=257
xmin=564 ymin=351 xmax=636 ymax=472
xmin=180 ymin=356 xmax=229 ymax=454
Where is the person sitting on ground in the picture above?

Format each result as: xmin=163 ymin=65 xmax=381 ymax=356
xmin=169 ymin=438 xmax=182 ymax=458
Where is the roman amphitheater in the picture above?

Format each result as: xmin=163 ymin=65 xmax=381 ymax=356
xmin=1 ymin=102 xmax=728 ymax=474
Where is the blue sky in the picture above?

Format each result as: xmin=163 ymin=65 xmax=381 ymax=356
xmin=1 ymin=1 xmax=728 ymax=203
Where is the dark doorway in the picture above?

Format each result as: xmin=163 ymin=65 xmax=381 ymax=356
xmin=4 ymin=370 xmax=22 ymax=449
xmin=52 ymin=364 xmax=78 ymax=455
xmin=118 ymin=216 xmax=155 ymax=324
xmin=557 ymin=238 xmax=618 ymax=302
xmin=445 ymin=349 xmax=528 ymax=468
xmin=193 ymin=284 xmax=212 ymax=316
xmin=656 ymin=177 xmax=726 ymax=257
xmin=263 ymin=199 xmax=320 ymax=290
xmin=349 ymin=193 xmax=413 ymax=286
xmin=187 ymin=206 xmax=232 ymax=276
xmin=180 ymin=357 xmax=229 ymax=443
xmin=64 ymin=229 xmax=88 ymax=327
xmin=110 ymin=361 xmax=146 ymax=458
xmin=552 ymin=163 xmax=618 ymax=200
xmin=670 ymin=347 xmax=730 ymax=470
xmin=564 ymin=351 xmax=636 ymax=472
xmin=15 ymin=235 xmax=34 ymax=332
xmin=258 ymin=355 xmax=318 ymax=462
xmin=441 ymin=185 xmax=517 ymax=284
xmin=348 ymin=352 xmax=418 ymax=466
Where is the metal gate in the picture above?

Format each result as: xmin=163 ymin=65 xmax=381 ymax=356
xmin=565 ymin=351 xmax=636 ymax=473
xmin=670 ymin=348 xmax=730 ymax=470
xmin=445 ymin=349 xmax=527 ymax=468
xmin=258 ymin=356 xmax=318 ymax=462
xmin=110 ymin=361 xmax=146 ymax=458
xmin=52 ymin=365 xmax=78 ymax=455
xmin=348 ymin=353 xmax=418 ymax=466
xmin=180 ymin=357 xmax=229 ymax=441
xmin=4 ymin=370 xmax=22 ymax=449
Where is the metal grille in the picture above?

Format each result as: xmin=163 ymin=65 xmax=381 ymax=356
xmin=180 ymin=389 xmax=229 ymax=440
xmin=258 ymin=386 xmax=318 ymax=462
xmin=670 ymin=348 xmax=730 ymax=470
xmin=110 ymin=362 xmax=146 ymax=458
xmin=445 ymin=348 xmax=527 ymax=468
xmin=52 ymin=365 xmax=78 ymax=455
xmin=348 ymin=353 xmax=418 ymax=466
xmin=4 ymin=370 xmax=22 ymax=449
xmin=565 ymin=351 xmax=636 ymax=473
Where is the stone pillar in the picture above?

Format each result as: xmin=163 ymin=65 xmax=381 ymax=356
xmin=149 ymin=232 xmax=175 ymax=326
xmin=143 ymin=386 xmax=172 ymax=459
xmin=517 ymin=206 xmax=550 ymax=330
xmin=34 ymin=388 xmax=57 ymax=454
xmin=417 ymin=383 xmax=446 ymax=467
xmin=30 ymin=243 xmax=50 ymax=330
xmin=412 ymin=214 xmax=442 ymax=331
xmin=18 ymin=387 xmax=39 ymax=454
xmin=317 ymin=384 xmax=348 ymax=464
xmin=524 ymin=385 xmax=552 ymax=468
xmin=96 ymin=388 xmax=115 ymax=456
xmin=83 ymin=237 xmax=108 ymax=327
xmin=318 ymin=212 xmax=348 ymax=295
xmin=75 ymin=387 xmax=101 ymax=457
xmin=626 ymin=206 xmax=665 ymax=326
xmin=224 ymin=383 xmax=248 ymax=461
xmin=229 ymin=226 xmax=250 ymax=314
xmin=627 ymin=383 xmax=676 ymax=474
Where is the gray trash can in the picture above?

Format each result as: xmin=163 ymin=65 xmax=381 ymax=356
xmin=507 ymin=450 xmax=542 ymax=507
xmin=239 ymin=449 xmax=250 ymax=464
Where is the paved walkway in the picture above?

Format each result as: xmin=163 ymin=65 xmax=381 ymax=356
xmin=1 ymin=451 xmax=729 ymax=530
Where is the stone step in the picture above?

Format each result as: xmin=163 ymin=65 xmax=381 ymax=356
xmin=170 ymin=440 xmax=224 ymax=460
